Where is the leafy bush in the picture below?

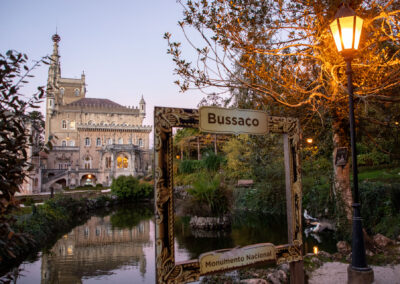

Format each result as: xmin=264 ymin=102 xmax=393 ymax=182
xmin=202 ymin=152 xmax=225 ymax=172
xmin=233 ymin=182 xmax=286 ymax=215
xmin=111 ymin=175 xmax=152 ymax=201
xmin=360 ymin=181 xmax=400 ymax=238
xmin=74 ymin=185 xmax=95 ymax=191
xmin=186 ymin=173 xmax=231 ymax=216
xmin=23 ymin=197 xmax=35 ymax=206
xmin=358 ymin=150 xmax=390 ymax=167
xmin=178 ymin=159 xmax=203 ymax=174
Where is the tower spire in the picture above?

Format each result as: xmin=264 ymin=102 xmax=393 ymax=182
xmin=47 ymin=33 xmax=61 ymax=91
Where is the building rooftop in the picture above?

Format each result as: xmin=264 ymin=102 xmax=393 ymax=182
xmin=66 ymin=98 xmax=123 ymax=108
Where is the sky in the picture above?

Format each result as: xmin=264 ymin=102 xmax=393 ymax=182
xmin=0 ymin=0 xmax=208 ymax=146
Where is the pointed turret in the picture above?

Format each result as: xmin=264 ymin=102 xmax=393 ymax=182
xmin=47 ymin=33 xmax=61 ymax=91
xmin=45 ymin=34 xmax=62 ymax=142
xmin=81 ymin=71 xmax=86 ymax=96
xmin=139 ymin=95 xmax=146 ymax=117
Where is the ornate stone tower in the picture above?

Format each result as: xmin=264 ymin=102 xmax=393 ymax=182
xmin=44 ymin=34 xmax=86 ymax=142
xmin=139 ymin=95 xmax=146 ymax=117
xmin=45 ymin=33 xmax=61 ymax=142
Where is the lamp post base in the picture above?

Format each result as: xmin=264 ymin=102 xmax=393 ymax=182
xmin=347 ymin=265 xmax=374 ymax=284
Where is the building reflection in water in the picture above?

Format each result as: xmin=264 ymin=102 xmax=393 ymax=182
xmin=40 ymin=215 xmax=152 ymax=284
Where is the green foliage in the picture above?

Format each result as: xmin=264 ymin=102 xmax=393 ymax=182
xmin=358 ymin=167 xmax=400 ymax=183
xmin=202 ymin=152 xmax=225 ymax=172
xmin=233 ymin=183 xmax=286 ymax=215
xmin=302 ymin=154 xmax=335 ymax=219
xmin=111 ymin=175 xmax=153 ymax=201
xmin=186 ymin=173 xmax=231 ymax=216
xmin=1 ymin=194 xmax=120 ymax=267
xmin=23 ymin=197 xmax=35 ymax=207
xmin=359 ymin=181 xmax=400 ymax=238
xmin=179 ymin=159 xmax=203 ymax=174
xmin=358 ymin=148 xmax=390 ymax=167
xmin=222 ymin=135 xmax=252 ymax=180
xmin=0 ymin=50 xmax=49 ymax=266
xmin=223 ymin=134 xmax=288 ymax=214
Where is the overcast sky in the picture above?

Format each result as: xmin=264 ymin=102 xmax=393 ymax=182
xmin=1 ymin=0 xmax=209 ymax=145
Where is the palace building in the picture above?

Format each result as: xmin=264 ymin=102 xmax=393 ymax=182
xmin=23 ymin=34 xmax=152 ymax=193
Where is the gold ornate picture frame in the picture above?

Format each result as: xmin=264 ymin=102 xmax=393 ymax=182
xmin=154 ymin=107 xmax=302 ymax=284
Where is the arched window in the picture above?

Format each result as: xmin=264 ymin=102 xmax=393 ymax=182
xmin=118 ymin=138 xmax=123 ymax=144
xmin=117 ymin=155 xmax=128 ymax=169
xmin=84 ymin=156 xmax=91 ymax=169
xmin=34 ymin=178 xmax=38 ymax=187
xmin=70 ymin=121 xmax=75 ymax=129
xmin=62 ymin=120 xmax=67 ymax=129
xmin=60 ymin=88 xmax=65 ymax=95
xmin=62 ymin=140 xmax=67 ymax=147
xmin=85 ymin=137 xmax=91 ymax=146
xmin=108 ymin=138 xmax=113 ymax=145
xmin=88 ymin=120 xmax=93 ymax=125
xmin=139 ymin=138 xmax=143 ymax=147
xmin=69 ymin=140 xmax=75 ymax=146
xmin=105 ymin=157 xmax=112 ymax=169
xmin=96 ymin=138 xmax=101 ymax=146
xmin=75 ymin=89 xmax=80 ymax=96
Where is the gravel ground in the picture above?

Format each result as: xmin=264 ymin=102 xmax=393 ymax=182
xmin=309 ymin=262 xmax=400 ymax=284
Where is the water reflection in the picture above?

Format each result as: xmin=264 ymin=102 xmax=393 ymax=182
xmin=174 ymin=213 xmax=288 ymax=261
xmin=174 ymin=211 xmax=337 ymax=264
xmin=41 ymin=216 xmax=151 ymax=283
xmin=10 ymin=205 xmax=155 ymax=284
xmin=8 ymin=206 xmax=337 ymax=283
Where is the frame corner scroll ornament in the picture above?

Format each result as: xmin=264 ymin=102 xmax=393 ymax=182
xmin=154 ymin=107 xmax=302 ymax=284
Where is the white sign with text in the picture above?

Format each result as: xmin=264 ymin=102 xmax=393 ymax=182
xmin=199 ymin=106 xmax=268 ymax=135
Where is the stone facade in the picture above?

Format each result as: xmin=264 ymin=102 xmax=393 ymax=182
xmin=27 ymin=34 xmax=152 ymax=193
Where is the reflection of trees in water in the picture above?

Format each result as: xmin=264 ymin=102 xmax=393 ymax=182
xmin=174 ymin=212 xmax=288 ymax=260
xmin=230 ymin=212 xmax=288 ymax=246
xmin=174 ymin=215 xmax=234 ymax=260
xmin=110 ymin=204 xmax=153 ymax=229
xmin=41 ymin=205 xmax=153 ymax=283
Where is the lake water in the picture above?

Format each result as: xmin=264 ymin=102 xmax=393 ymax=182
xmin=7 ymin=205 xmax=337 ymax=283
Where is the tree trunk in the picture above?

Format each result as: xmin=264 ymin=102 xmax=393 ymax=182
xmin=332 ymin=117 xmax=353 ymax=222
xmin=197 ymin=136 xmax=201 ymax=160
xmin=180 ymin=145 xmax=184 ymax=161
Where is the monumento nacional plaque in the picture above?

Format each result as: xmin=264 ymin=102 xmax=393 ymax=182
xmin=154 ymin=107 xmax=303 ymax=284
xmin=200 ymin=243 xmax=276 ymax=274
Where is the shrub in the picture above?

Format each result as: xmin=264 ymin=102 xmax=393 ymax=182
xmin=202 ymin=152 xmax=225 ymax=172
xmin=23 ymin=197 xmax=35 ymax=206
xmin=111 ymin=175 xmax=152 ymax=201
xmin=360 ymin=181 xmax=400 ymax=238
xmin=358 ymin=151 xmax=390 ymax=166
xmin=178 ymin=160 xmax=203 ymax=174
xmin=186 ymin=173 xmax=231 ymax=216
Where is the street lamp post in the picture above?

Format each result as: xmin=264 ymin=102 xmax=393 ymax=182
xmin=329 ymin=4 xmax=374 ymax=283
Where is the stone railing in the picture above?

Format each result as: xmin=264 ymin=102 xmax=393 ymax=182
xmin=52 ymin=146 xmax=79 ymax=151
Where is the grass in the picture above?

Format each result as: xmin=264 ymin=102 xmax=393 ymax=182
xmin=358 ymin=167 xmax=400 ymax=182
